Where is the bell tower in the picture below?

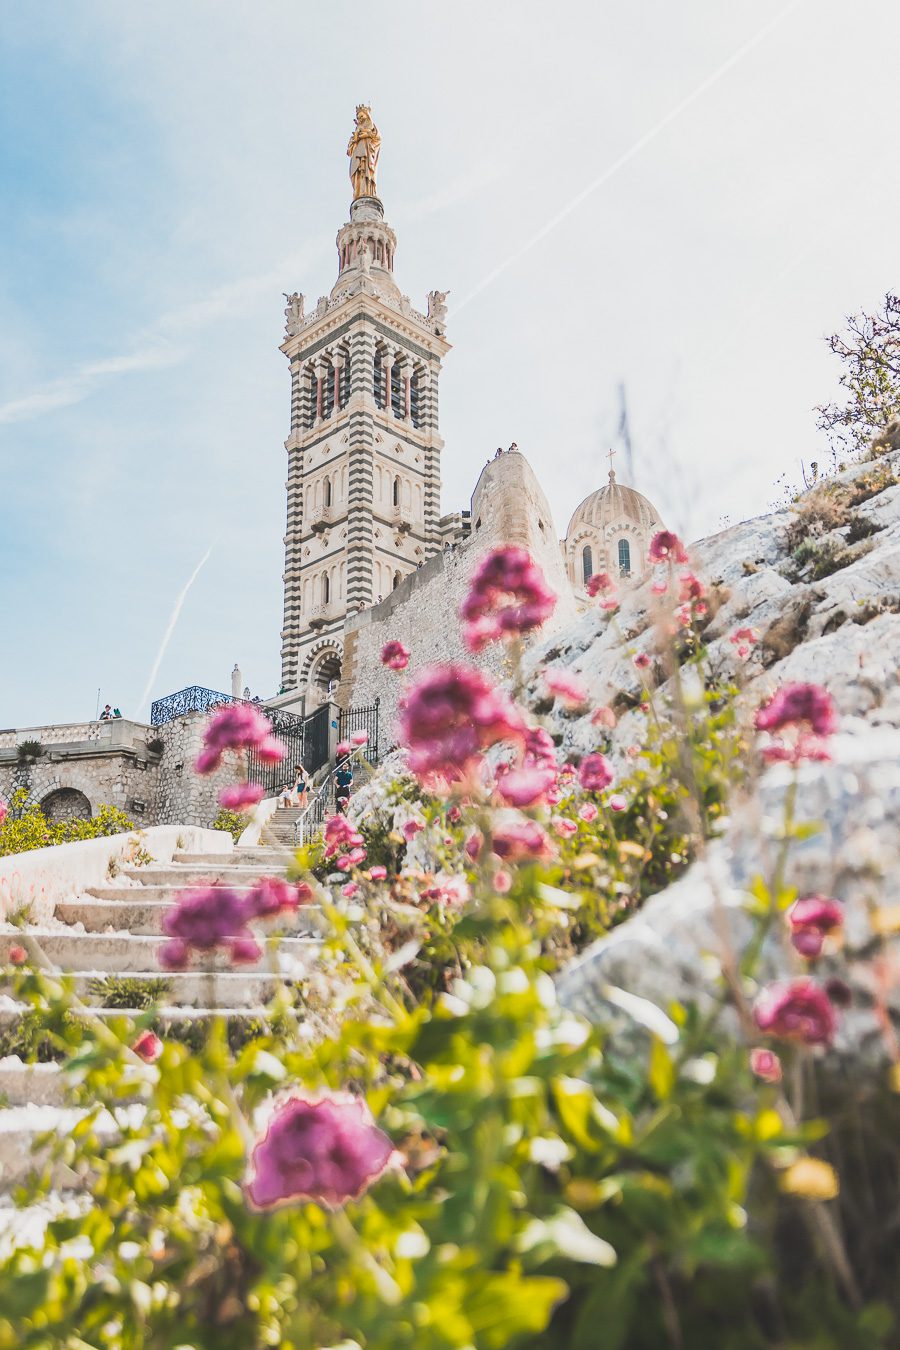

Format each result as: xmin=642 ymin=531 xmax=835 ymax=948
xmin=278 ymin=107 xmax=451 ymax=705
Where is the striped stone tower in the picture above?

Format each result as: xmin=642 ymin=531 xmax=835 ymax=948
xmin=278 ymin=110 xmax=451 ymax=705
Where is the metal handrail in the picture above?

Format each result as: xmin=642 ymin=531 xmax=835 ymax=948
xmin=295 ymin=746 xmax=368 ymax=847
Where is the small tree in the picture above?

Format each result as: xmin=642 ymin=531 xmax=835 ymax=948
xmin=816 ymin=292 xmax=900 ymax=461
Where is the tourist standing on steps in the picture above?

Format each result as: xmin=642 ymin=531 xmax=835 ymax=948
xmin=295 ymin=764 xmax=310 ymax=811
xmin=335 ymin=756 xmax=354 ymax=814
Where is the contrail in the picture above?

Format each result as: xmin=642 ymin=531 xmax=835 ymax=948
xmin=136 ymin=545 xmax=213 ymax=717
xmin=454 ymin=0 xmax=804 ymax=313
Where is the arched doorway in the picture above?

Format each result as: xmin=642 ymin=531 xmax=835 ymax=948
xmin=309 ymin=649 xmax=342 ymax=705
xmin=41 ymin=788 xmax=92 ymax=824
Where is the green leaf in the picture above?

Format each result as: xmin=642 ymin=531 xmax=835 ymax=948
xmin=648 ymin=1035 xmax=675 ymax=1101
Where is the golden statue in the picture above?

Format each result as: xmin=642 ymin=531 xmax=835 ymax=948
xmin=347 ymin=105 xmax=381 ymax=200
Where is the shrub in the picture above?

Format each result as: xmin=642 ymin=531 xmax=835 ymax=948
xmin=0 ymin=791 xmax=134 ymax=857
xmin=212 ymin=807 xmax=248 ymax=842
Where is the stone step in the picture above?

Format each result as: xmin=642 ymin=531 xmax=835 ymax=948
xmin=56 ymin=897 xmax=325 ymax=936
xmin=0 ymin=931 xmax=320 ymax=976
xmin=0 ymin=1104 xmax=110 ymax=1191
xmin=0 ymin=1004 xmax=277 ymax=1030
xmin=0 ymin=1059 xmax=64 ymax=1108
xmin=173 ymin=849 xmax=293 ymax=866
xmin=121 ymin=865 xmax=290 ymax=887
xmin=71 ymin=970 xmax=282 ymax=1009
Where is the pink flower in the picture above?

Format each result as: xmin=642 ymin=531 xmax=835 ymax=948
xmin=788 ymin=895 xmax=843 ymax=958
xmin=578 ymin=753 xmax=613 ymax=792
xmin=600 ymin=597 xmax=619 ymax=612
xmin=491 ymin=819 xmax=554 ymax=862
xmin=679 ymin=573 xmax=705 ymax=603
xmin=585 ymin=572 xmax=615 ymax=598
xmin=335 ymin=740 xmax=352 ymax=758
xmin=579 ymin=802 xmax=599 ymax=823
xmin=323 ymin=815 xmax=364 ymax=859
xmin=8 ymin=944 xmax=27 ymax=965
xmin=730 ymin=627 xmax=758 ymax=647
xmin=755 ymin=683 xmax=838 ymax=764
xmin=447 ymin=805 xmax=461 ymax=824
xmin=218 ymin=782 xmax=265 ymax=812
xmin=248 ymin=877 xmax=312 ymax=919
xmin=496 ymin=765 xmax=556 ymax=808
xmin=245 ymin=1091 xmax=397 ymax=1211
xmin=591 ymin=706 xmax=616 ymax=729
xmin=195 ymin=704 xmax=286 ymax=774
xmin=350 ymin=731 xmax=368 ymax=747
xmin=749 ymin=1047 xmax=782 ymax=1083
xmin=401 ymin=818 xmax=424 ymax=841
xmin=648 ymin=530 xmax=688 ymax=564
xmin=341 ymin=881 xmax=359 ymax=898
xmin=465 ymin=830 xmax=483 ymax=860
xmin=0 ymin=800 xmax=7 ymax=827
xmin=420 ymin=873 xmax=471 ymax=907
xmin=494 ymin=869 xmax=512 ymax=893
xmin=368 ymin=865 xmax=387 ymax=881
xmin=544 ymin=668 xmax=588 ymax=708
xmin=160 ymin=886 xmax=260 ymax=969
xmin=461 ymin=547 xmax=556 ymax=652
xmin=633 ymin=652 xmax=651 ymax=670
xmin=753 ymin=979 xmax=837 ymax=1047
xmin=397 ymin=665 xmax=526 ymax=785
xmin=651 ymin=579 xmax=668 ymax=596
xmin=608 ymin=793 xmax=627 ymax=812
xmin=381 ymin=640 xmax=410 ymax=671
xmin=552 ymin=816 xmax=578 ymax=838
xmin=132 ymin=1030 xmax=163 ymax=1063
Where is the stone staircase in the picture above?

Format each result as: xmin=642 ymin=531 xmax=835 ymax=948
xmin=0 ymin=843 xmax=323 ymax=1194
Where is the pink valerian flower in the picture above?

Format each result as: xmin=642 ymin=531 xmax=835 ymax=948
xmin=160 ymin=886 xmax=261 ymax=969
xmin=648 ymin=530 xmax=689 ymax=565
xmin=544 ymin=668 xmax=588 ymax=709
xmin=248 ymin=877 xmax=313 ymax=919
xmin=608 ymin=793 xmax=627 ymax=812
xmin=491 ymin=818 xmax=554 ymax=863
xmin=496 ymin=765 xmax=556 ymax=808
xmin=552 ymin=816 xmax=578 ymax=837
xmin=244 ymin=1091 xmax=397 ymax=1211
xmin=341 ymin=881 xmax=360 ymax=899
xmin=465 ymin=830 xmax=483 ymax=860
xmin=591 ymin=706 xmax=616 ymax=729
xmin=633 ymin=652 xmax=651 ymax=670
xmin=753 ymin=979 xmax=837 ymax=1047
xmin=350 ymin=731 xmax=368 ymax=747
xmin=494 ymin=869 xmax=512 ymax=894
xmin=218 ymin=782 xmax=266 ymax=813
xmin=8 ymin=944 xmax=27 ymax=965
xmin=585 ymin=571 xmax=615 ymax=598
xmin=578 ymin=753 xmax=613 ymax=793
xmin=579 ymin=802 xmax=599 ymax=823
xmin=420 ymin=873 xmax=471 ymax=907
xmin=749 ymin=1047 xmax=782 ymax=1083
xmin=755 ymin=683 xmax=838 ymax=765
xmin=195 ymin=704 xmax=287 ymax=775
xmin=381 ymin=640 xmax=410 ymax=671
xmin=730 ymin=626 xmax=758 ymax=659
xmin=401 ymin=818 xmax=424 ymax=841
xmin=336 ymin=847 xmax=367 ymax=872
xmin=0 ymin=800 xmax=7 ymax=827
xmin=447 ymin=805 xmax=462 ymax=824
xmin=460 ymin=547 xmax=556 ymax=652
xmin=335 ymin=741 xmax=352 ymax=758
xmin=323 ymin=814 xmax=365 ymax=860
xmin=367 ymin=865 xmax=387 ymax=881
xmin=132 ymin=1030 xmax=163 ymax=1063
xmin=397 ymin=665 xmax=526 ymax=786
xmin=789 ymin=895 xmax=843 ymax=958
xmin=679 ymin=573 xmax=706 ymax=604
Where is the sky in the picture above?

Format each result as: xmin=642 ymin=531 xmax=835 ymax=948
xmin=1 ymin=1 xmax=898 ymax=728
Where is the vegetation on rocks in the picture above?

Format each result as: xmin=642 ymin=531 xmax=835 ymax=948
xmin=2 ymin=525 xmax=899 ymax=1350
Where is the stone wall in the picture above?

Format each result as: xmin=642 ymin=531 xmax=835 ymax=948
xmin=151 ymin=713 xmax=237 ymax=828
xmin=0 ymin=719 xmax=162 ymax=825
xmin=340 ymin=450 xmax=579 ymax=751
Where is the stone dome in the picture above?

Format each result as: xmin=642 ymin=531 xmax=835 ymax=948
xmin=566 ymin=471 xmax=662 ymax=537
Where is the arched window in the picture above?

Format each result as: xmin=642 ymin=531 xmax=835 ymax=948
xmin=322 ymin=573 xmax=330 ymax=604
xmin=324 ymin=476 xmax=332 ymax=508
xmin=618 ymin=538 xmax=631 ymax=576
xmin=393 ymin=475 xmax=401 ymax=508
xmin=582 ymin=545 xmax=593 ymax=584
xmin=392 ymin=570 xmax=401 ymax=590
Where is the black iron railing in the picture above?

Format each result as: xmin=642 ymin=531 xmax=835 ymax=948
xmin=338 ymin=700 xmax=380 ymax=763
xmin=150 ymin=686 xmax=240 ymax=726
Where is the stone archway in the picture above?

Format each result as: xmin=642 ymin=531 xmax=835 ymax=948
xmin=301 ymin=640 xmax=344 ymax=706
xmin=40 ymin=788 xmax=92 ymax=825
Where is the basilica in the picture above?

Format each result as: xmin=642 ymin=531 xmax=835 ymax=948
xmin=274 ymin=108 xmax=664 ymax=715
